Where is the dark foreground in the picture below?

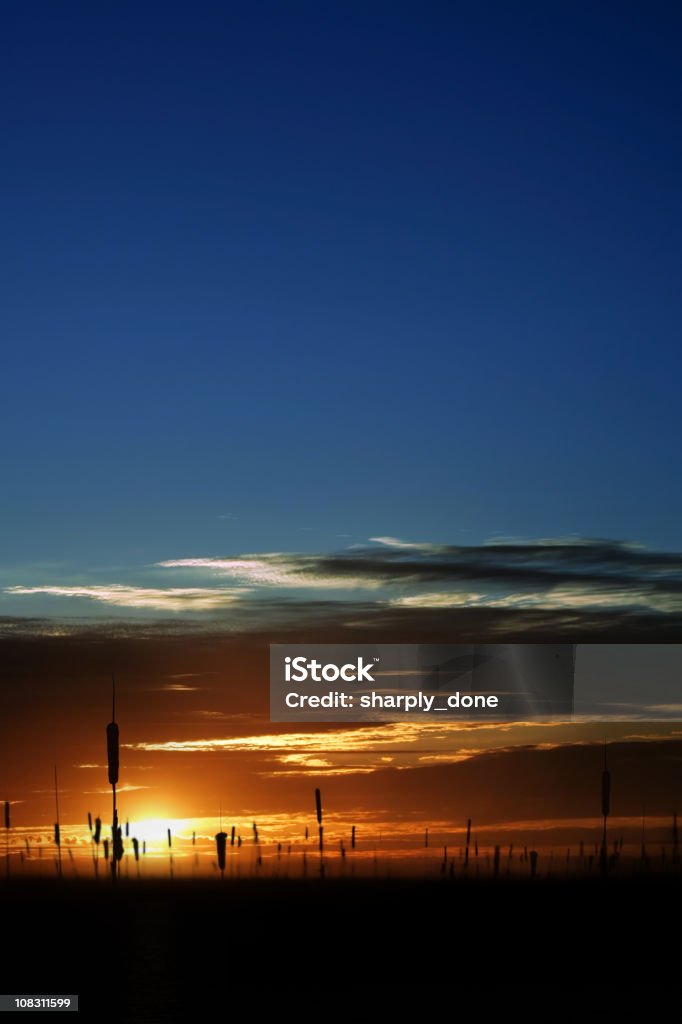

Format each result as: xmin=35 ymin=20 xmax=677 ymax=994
xmin=2 ymin=877 xmax=679 ymax=1018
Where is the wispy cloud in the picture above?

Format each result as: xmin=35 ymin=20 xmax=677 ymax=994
xmin=154 ymin=537 xmax=682 ymax=614
xmin=85 ymin=784 xmax=151 ymax=794
xmin=5 ymin=585 xmax=245 ymax=611
xmin=156 ymin=555 xmax=375 ymax=590
xmin=6 ymin=536 xmax=682 ymax=627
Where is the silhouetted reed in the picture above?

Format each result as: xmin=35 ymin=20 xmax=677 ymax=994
xmin=215 ymin=829 xmax=227 ymax=880
xmin=315 ymin=787 xmax=324 ymax=876
xmin=107 ymin=679 xmax=119 ymax=881
xmin=53 ymin=766 xmax=62 ymax=878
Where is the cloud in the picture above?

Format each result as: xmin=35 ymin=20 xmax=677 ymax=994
xmin=6 ymin=536 xmax=682 ymax=629
xmin=85 ymin=784 xmax=151 ymax=794
xmin=156 ymin=555 xmax=374 ymax=590
xmin=4 ymin=585 xmax=245 ymax=611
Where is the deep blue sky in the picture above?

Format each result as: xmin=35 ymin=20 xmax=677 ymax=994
xmin=2 ymin=2 xmax=682 ymax=591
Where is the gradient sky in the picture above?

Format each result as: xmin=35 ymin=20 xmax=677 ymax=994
xmin=2 ymin=6 xmax=681 ymax=863
xmin=2 ymin=1 xmax=682 ymax=590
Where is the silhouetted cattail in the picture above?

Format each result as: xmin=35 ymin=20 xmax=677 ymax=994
xmin=167 ymin=829 xmax=172 ymax=848
xmin=351 ymin=825 xmax=356 ymax=850
xmin=424 ymin=827 xmax=429 ymax=848
xmin=53 ymin=766 xmax=62 ymax=877
xmin=315 ymin=789 xmax=323 ymax=859
xmin=114 ymin=826 xmax=124 ymax=862
xmin=305 ymin=826 xmax=309 ymax=841
xmin=192 ymin=831 xmax=196 ymax=846
xmin=94 ymin=817 xmax=102 ymax=844
xmin=231 ymin=826 xmax=235 ymax=847
xmin=125 ymin=818 xmax=129 ymax=838
xmin=143 ymin=840 xmax=146 ymax=855
xmin=215 ymin=831 xmax=227 ymax=876
xmin=4 ymin=802 xmax=10 ymax=830
xmin=87 ymin=812 xmax=92 ymax=833
xmin=466 ymin=819 xmax=471 ymax=846
xmin=103 ymin=838 xmax=109 ymax=861
xmin=252 ymin=821 xmax=258 ymax=844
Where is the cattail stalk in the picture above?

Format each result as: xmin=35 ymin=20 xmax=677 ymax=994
xmin=93 ymin=816 xmax=101 ymax=878
xmin=315 ymin=788 xmax=323 ymax=876
xmin=54 ymin=766 xmax=62 ymax=878
xmin=107 ymin=678 xmax=119 ymax=881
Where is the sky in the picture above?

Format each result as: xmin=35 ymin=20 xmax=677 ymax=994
xmin=2 ymin=1 xmax=682 ymax=602
xmin=1 ymin=4 xmax=681 ymax=861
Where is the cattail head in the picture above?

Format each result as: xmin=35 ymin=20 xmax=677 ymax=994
xmin=237 ymin=835 xmax=242 ymax=848
xmin=54 ymin=823 xmax=60 ymax=847
xmin=132 ymin=837 xmax=139 ymax=862
xmin=167 ymin=828 xmax=172 ymax=849
xmin=252 ymin=821 xmax=258 ymax=843
xmin=305 ymin=826 xmax=309 ymax=841
xmin=315 ymin=788 xmax=322 ymax=825
xmin=466 ymin=819 xmax=471 ymax=846
xmin=93 ymin=817 xmax=102 ymax=844
xmin=231 ymin=825 xmax=235 ymax=847
xmin=4 ymin=801 xmax=9 ymax=830
xmin=351 ymin=825 xmax=356 ymax=850
xmin=87 ymin=812 xmax=92 ymax=833
xmin=114 ymin=826 xmax=124 ymax=861
xmin=192 ymin=831 xmax=196 ymax=846
xmin=125 ymin=818 xmax=129 ymax=837
xmin=103 ymin=838 xmax=109 ymax=861
xmin=143 ymin=840 xmax=146 ymax=855
xmin=215 ymin=831 xmax=227 ymax=871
